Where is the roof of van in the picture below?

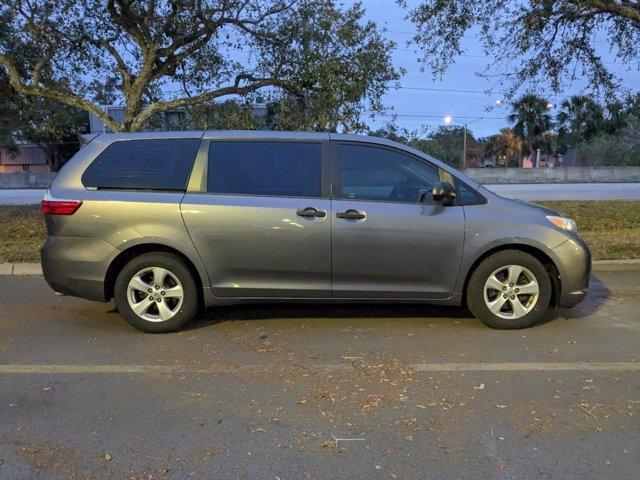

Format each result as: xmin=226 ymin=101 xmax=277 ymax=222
xmin=90 ymin=130 xmax=424 ymax=153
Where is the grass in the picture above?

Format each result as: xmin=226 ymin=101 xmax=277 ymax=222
xmin=0 ymin=201 xmax=639 ymax=263
xmin=536 ymin=200 xmax=640 ymax=261
xmin=0 ymin=205 xmax=46 ymax=263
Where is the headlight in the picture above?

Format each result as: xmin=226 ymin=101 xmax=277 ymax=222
xmin=546 ymin=215 xmax=577 ymax=233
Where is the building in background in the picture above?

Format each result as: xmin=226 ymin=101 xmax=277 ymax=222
xmin=0 ymin=144 xmax=50 ymax=173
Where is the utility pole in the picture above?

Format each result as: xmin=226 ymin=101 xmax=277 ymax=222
xmin=462 ymin=124 xmax=468 ymax=169
xmin=444 ymin=115 xmax=483 ymax=170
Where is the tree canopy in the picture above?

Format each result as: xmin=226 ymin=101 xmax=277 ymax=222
xmin=400 ymin=0 xmax=640 ymax=99
xmin=484 ymin=128 xmax=523 ymax=167
xmin=0 ymin=0 xmax=399 ymax=132
xmin=557 ymin=95 xmax=604 ymax=150
xmin=1 ymin=69 xmax=88 ymax=169
xmin=507 ymin=94 xmax=553 ymax=165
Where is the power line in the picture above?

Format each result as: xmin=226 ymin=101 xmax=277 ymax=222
xmin=393 ymin=47 xmax=487 ymax=59
xmin=375 ymin=113 xmax=507 ymax=120
xmin=386 ymin=29 xmax=610 ymax=43
xmin=395 ymin=85 xmax=574 ymax=99
xmin=391 ymin=46 xmax=623 ymax=67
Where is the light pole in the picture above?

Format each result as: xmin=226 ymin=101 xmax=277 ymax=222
xmin=444 ymin=116 xmax=484 ymax=169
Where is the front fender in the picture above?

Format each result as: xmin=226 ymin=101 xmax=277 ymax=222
xmin=454 ymin=236 xmax=567 ymax=297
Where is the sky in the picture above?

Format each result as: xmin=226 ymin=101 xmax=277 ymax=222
xmin=358 ymin=0 xmax=640 ymax=138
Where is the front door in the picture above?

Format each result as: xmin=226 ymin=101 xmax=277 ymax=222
xmin=331 ymin=142 xmax=465 ymax=299
xmin=182 ymin=140 xmax=331 ymax=298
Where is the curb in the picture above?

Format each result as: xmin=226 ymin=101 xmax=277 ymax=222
xmin=1 ymin=260 xmax=640 ymax=277
xmin=0 ymin=263 xmax=43 ymax=275
xmin=591 ymin=259 xmax=640 ymax=271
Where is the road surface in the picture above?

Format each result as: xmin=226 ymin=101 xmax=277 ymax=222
xmin=0 ymin=189 xmax=46 ymax=205
xmin=487 ymin=183 xmax=640 ymax=201
xmin=2 ymin=183 xmax=640 ymax=205
xmin=0 ymin=269 xmax=639 ymax=479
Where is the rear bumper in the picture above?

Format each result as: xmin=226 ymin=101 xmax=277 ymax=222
xmin=41 ymin=236 xmax=118 ymax=302
xmin=552 ymin=234 xmax=591 ymax=308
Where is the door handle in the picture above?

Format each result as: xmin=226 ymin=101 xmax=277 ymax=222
xmin=296 ymin=207 xmax=326 ymax=218
xmin=336 ymin=209 xmax=366 ymax=220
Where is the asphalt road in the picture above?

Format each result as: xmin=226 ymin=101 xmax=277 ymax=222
xmin=0 ymin=269 xmax=639 ymax=479
xmin=2 ymin=183 xmax=640 ymax=205
xmin=487 ymin=183 xmax=640 ymax=201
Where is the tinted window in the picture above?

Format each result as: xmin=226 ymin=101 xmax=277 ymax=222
xmin=458 ymin=182 xmax=486 ymax=205
xmin=208 ymin=141 xmax=322 ymax=197
xmin=82 ymin=138 xmax=200 ymax=190
xmin=335 ymin=143 xmax=441 ymax=203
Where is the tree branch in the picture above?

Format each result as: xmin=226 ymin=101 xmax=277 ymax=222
xmin=130 ymin=75 xmax=302 ymax=131
xmin=0 ymin=54 xmax=125 ymax=132
xmin=575 ymin=0 xmax=640 ymax=23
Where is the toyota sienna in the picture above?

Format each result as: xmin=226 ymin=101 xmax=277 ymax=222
xmin=41 ymin=131 xmax=590 ymax=333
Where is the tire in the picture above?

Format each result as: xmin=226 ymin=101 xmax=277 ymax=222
xmin=114 ymin=252 xmax=200 ymax=333
xmin=467 ymin=250 xmax=552 ymax=329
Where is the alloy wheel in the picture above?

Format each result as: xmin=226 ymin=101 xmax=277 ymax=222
xmin=483 ymin=264 xmax=539 ymax=320
xmin=127 ymin=267 xmax=184 ymax=322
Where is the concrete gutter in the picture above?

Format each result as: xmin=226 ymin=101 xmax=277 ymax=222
xmin=1 ymin=260 xmax=639 ymax=277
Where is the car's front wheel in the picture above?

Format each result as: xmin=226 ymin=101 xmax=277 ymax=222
xmin=467 ymin=250 xmax=552 ymax=329
xmin=114 ymin=252 xmax=200 ymax=333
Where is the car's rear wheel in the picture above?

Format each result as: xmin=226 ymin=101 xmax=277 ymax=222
xmin=114 ymin=252 xmax=200 ymax=333
xmin=467 ymin=250 xmax=552 ymax=329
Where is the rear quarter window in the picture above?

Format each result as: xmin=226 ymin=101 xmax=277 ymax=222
xmin=82 ymin=138 xmax=201 ymax=190
xmin=207 ymin=141 xmax=322 ymax=198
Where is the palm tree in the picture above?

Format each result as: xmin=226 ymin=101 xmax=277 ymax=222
xmin=508 ymin=94 xmax=553 ymax=167
xmin=556 ymin=95 xmax=604 ymax=145
xmin=485 ymin=128 xmax=523 ymax=167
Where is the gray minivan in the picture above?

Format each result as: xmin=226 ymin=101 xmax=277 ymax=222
xmin=41 ymin=131 xmax=590 ymax=333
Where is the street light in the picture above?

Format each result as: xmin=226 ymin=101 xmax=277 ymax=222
xmin=443 ymin=116 xmax=484 ymax=169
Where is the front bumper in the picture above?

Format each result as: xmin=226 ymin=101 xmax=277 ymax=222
xmin=552 ymin=234 xmax=591 ymax=308
xmin=41 ymin=236 xmax=118 ymax=302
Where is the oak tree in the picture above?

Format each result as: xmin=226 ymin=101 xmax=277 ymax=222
xmin=400 ymin=0 xmax=640 ymax=98
xmin=0 ymin=0 xmax=399 ymax=132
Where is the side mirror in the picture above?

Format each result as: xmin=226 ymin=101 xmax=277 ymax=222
xmin=432 ymin=181 xmax=457 ymax=205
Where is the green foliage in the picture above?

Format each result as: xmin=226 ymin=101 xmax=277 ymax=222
xmin=401 ymin=0 xmax=640 ymax=99
xmin=187 ymin=100 xmax=262 ymax=131
xmin=369 ymin=123 xmax=476 ymax=169
xmin=417 ymin=125 xmax=470 ymax=169
xmin=260 ymin=1 xmax=401 ymax=132
xmin=0 ymin=0 xmax=399 ymax=132
xmin=0 ymin=71 xmax=19 ymax=149
xmin=0 ymin=70 xmax=87 ymax=170
xmin=484 ymin=128 xmax=523 ymax=166
xmin=578 ymin=117 xmax=640 ymax=166
xmin=508 ymin=94 xmax=553 ymax=163
xmin=556 ymin=96 xmax=604 ymax=151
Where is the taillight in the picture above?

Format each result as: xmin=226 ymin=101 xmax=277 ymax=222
xmin=41 ymin=199 xmax=82 ymax=215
